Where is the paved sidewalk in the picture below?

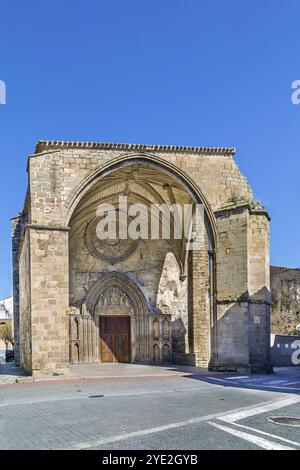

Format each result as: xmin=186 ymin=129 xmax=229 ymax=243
xmin=0 ymin=362 xmax=214 ymax=384
xmin=1 ymin=361 xmax=300 ymax=392
xmin=69 ymin=362 xmax=209 ymax=378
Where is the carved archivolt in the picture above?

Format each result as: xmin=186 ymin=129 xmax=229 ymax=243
xmin=68 ymin=155 xmax=217 ymax=278
xmin=83 ymin=272 xmax=149 ymax=316
xmin=97 ymin=287 xmax=131 ymax=308
xmin=69 ymin=272 xmax=172 ymax=364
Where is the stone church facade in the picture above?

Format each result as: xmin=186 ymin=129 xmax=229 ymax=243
xmin=12 ymin=141 xmax=271 ymax=375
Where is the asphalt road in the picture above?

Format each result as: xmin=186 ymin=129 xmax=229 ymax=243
xmin=0 ymin=368 xmax=300 ymax=450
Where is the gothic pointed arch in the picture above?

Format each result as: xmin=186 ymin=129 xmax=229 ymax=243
xmin=83 ymin=272 xmax=149 ymax=316
xmin=66 ymin=152 xmax=217 ymax=249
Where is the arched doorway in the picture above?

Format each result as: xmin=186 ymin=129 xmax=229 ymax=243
xmin=69 ymin=272 xmax=172 ymax=364
xmin=68 ymin=155 xmax=216 ymax=367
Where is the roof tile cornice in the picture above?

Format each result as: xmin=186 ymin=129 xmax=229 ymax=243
xmin=35 ymin=140 xmax=236 ymax=157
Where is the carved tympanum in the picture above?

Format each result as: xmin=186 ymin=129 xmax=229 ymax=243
xmin=97 ymin=287 xmax=131 ymax=307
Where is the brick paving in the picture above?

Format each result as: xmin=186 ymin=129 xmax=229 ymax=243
xmin=0 ymin=370 xmax=290 ymax=450
xmin=1 ymin=365 xmax=300 ymax=449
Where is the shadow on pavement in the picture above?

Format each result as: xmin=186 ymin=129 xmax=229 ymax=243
xmin=164 ymin=364 xmax=300 ymax=395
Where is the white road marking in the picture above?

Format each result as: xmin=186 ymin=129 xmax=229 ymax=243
xmin=64 ymin=395 xmax=299 ymax=450
xmin=268 ymin=380 xmax=289 ymax=385
xmin=225 ymin=376 xmax=250 ymax=380
xmin=228 ymin=422 xmax=300 ymax=447
xmin=207 ymin=377 xmax=254 ymax=384
xmin=63 ymin=400 xmax=285 ymax=450
xmin=219 ymin=395 xmax=300 ymax=423
xmin=207 ymin=376 xmax=300 ymax=391
xmin=64 ymin=410 xmax=243 ymax=449
xmin=208 ymin=421 xmax=294 ymax=450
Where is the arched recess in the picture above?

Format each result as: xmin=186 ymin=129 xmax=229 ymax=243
xmin=67 ymin=153 xmax=217 ymax=367
xmin=157 ymin=252 xmax=188 ymax=354
xmin=83 ymin=271 xmax=148 ymax=317
xmin=66 ymin=152 xmax=217 ymax=250
xmin=77 ymin=272 xmax=152 ymax=363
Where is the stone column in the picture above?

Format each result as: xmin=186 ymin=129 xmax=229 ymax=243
xmin=247 ymin=211 xmax=272 ymax=372
xmin=29 ymin=226 xmax=70 ymax=375
xmin=215 ymin=207 xmax=250 ymax=370
xmin=208 ymin=249 xmax=218 ymax=367
xmin=188 ymin=243 xmax=210 ymax=367
xmin=214 ymin=205 xmax=271 ymax=373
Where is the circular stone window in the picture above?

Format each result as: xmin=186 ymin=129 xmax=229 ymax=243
xmin=85 ymin=211 xmax=139 ymax=264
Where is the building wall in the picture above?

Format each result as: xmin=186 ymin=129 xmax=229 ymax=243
xmin=27 ymin=147 xmax=253 ymax=228
xmin=19 ymin=229 xmax=31 ymax=372
xmin=14 ymin=142 xmax=271 ymax=374
xmin=247 ymin=213 xmax=271 ymax=370
xmin=70 ymin=228 xmax=175 ymax=310
xmin=270 ymin=266 xmax=300 ymax=335
xmin=12 ymin=215 xmax=22 ymax=364
xmin=211 ymin=207 xmax=271 ymax=372
xmin=157 ymin=253 xmax=188 ymax=354
xmin=215 ymin=207 xmax=250 ymax=368
xmin=70 ymin=225 xmax=186 ymax=360
xmin=29 ymin=228 xmax=69 ymax=375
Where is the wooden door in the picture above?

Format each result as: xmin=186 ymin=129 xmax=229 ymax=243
xmin=100 ymin=316 xmax=130 ymax=363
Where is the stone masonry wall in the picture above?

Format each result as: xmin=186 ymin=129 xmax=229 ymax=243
xmin=157 ymin=253 xmax=188 ymax=353
xmin=247 ymin=213 xmax=271 ymax=370
xmin=19 ymin=229 xmax=31 ymax=372
xmin=70 ymin=227 xmax=187 ymax=355
xmin=216 ymin=208 xmax=248 ymax=302
xmin=11 ymin=215 xmax=22 ymax=364
xmin=188 ymin=241 xmax=210 ymax=367
xmin=15 ymin=142 xmax=270 ymax=373
xmin=28 ymin=148 xmax=253 ymax=228
xmin=214 ymin=207 xmax=271 ymax=371
xmin=248 ymin=213 xmax=270 ymax=297
xmin=29 ymin=228 xmax=69 ymax=375
xmin=270 ymin=266 xmax=300 ymax=335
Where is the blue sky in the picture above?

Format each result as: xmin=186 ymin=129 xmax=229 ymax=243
xmin=0 ymin=0 xmax=299 ymax=299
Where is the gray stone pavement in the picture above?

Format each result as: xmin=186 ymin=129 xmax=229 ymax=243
xmin=0 ymin=362 xmax=212 ymax=384
xmin=1 ymin=361 xmax=300 ymax=385
xmin=0 ymin=364 xmax=300 ymax=450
